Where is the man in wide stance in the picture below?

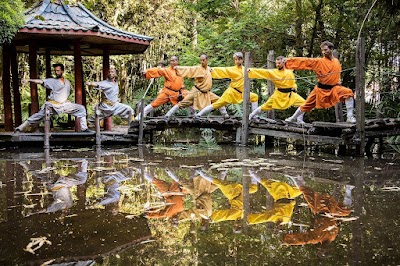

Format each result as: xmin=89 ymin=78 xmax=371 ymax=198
xmin=133 ymin=56 xmax=188 ymax=123
xmin=16 ymin=63 xmax=91 ymax=132
xmin=248 ymin=56 xmax=305 ymax=120
xmin=194 ymin=52 xmax=259 ymax=118
xmin=86 ymin=66 xmax=134 ymax=125
xmin=164 ymin=54 xmax=228 ymax=120
xmin=284 ymin=41 xmax=356 ymax=123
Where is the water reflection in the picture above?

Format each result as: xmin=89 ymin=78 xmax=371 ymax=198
xmin=0 ymin=146 xmax=399 ymax=264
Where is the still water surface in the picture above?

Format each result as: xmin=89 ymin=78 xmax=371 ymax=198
xmin=0 ymin=145 xmax=399 ymax=265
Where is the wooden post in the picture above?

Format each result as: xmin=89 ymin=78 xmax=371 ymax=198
xmin=138 ymin=98 xmax=145 ymax=145
xmin=103 ymin=48 xmax=113 ymax=131
xmin=44 ymin=103 xmax=50 ymax=149
xmin=335 ymin=103 xmax=344 ymax=122
xmin=10 ymin=45 xmax=22 ymax=127
xmin=45 ymin=48 xmax=52 ymax=97
xmin=267 ymin=50 xmax=275 ymax=119
xmin=95 ymin=105 xmax=101 ymax=148
xmin=28 ymin=44 xmax=39 ymax=114
xmin=2 ymin=44 xmax=13 ymax=131
xmin=74 ymin=41 xmax=83 ymax=132
xmin=241 ymin=170 xmax=250 ymax=234
xmin=355 ymin=37 xmax=366 ymax=156
xmin=241 ymin=52 xmax=251 ymax=146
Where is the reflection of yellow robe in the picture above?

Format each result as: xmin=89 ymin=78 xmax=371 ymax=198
xmin=176 ymin=66 xmax=220 ymax=110
xmin=210 ymin=180 xmax=258 ymax=223
xmin=248 ymin=68 xmax=305 ymax=110
xmin=259 ymin=179 xmax=302 ymax=201
xmin=211 ymin=66 xmax=258 ymax=109
xmin=248 ymin=201 xmax=296 ymax=225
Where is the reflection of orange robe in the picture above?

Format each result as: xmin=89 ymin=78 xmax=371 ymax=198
xmin=283 ymin=217 xmax=339 ymax=245
xmin=300 ymin=186 xmax=351 ymax=216
xmin=285 ymin=57 xmax=353 ymax=112
xmin=146 ymin=178 xmax=184 ymax=218
xmin=145 ymin=67 xmax=188 ymax=108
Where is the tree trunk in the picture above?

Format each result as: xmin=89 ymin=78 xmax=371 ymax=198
xmin=308 ymin=0 xmax=323 ymax=56
xmin=295 ymin=0 xmax=303 ymax=56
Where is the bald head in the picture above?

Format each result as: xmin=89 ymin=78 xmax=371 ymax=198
xmin=200 ymin=54 xmax=208 ymax=68
xmin=170 ymin=56 xmax=179 ymax=67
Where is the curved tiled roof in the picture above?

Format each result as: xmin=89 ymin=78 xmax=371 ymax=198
xmin=22 ymin=0 xmax=153 ymax=42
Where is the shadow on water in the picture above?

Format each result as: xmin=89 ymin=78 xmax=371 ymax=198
xmin=0 ymin=145 xmax=399 ymax=265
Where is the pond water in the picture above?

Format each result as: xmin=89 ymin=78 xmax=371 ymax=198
xmin=0 ymin=145 xmax=399 ymax=265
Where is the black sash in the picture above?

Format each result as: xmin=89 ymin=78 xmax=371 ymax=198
xmin=195 ymin=85 xmax=208 ymax=93
xmin=232 ymin=87 xmax=242 ymax=93
xmin=278 ymin=88 xmax=296 ymax=93
xmin=317 ymin=83 xmax=334 ymax=90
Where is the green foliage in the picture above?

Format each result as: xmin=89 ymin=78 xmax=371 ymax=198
xmin=0 ymin=0 xmax=24 ymax=44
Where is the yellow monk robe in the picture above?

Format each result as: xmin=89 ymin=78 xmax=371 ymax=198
xmin=248 ymin=68 xmax=305 ymax=110
xmin=259 ymin=179 xmax=303 ymax=201
xmin=145 ymin=66 xmax=188 ymax=108
xmin=210 ymin=179 xmax=258 ymax=223
xmin=247 ymin=201 xmax=296 ymax=225
xmin=285 ymin=57 xmax=354 ymax=112
xmin=176 ymin=66 xmax=220 ymax=110
xmin=211 ymin=66 xmax=259 ymax=109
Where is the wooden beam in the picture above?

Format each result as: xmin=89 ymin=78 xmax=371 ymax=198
xmin=45 ymin=48 xmax=52 ymax=97
xmin=28 ymin=44 xmax=39 ymax=114
xmin=2 ymin=44 xmax=14 ymax=131
xmin=74 ymin=41 xmax=83 ymax=132
xmin=355 ymin=37 xmax=366 ymax=155
xmin=267 ymin=50 xmax=275 ymax=119
xmin=10 ymin=45 xmax=22 ymax=127
xmin=103 ymin=47 xmax=113 ymax=131
xmin=241 ymin=52 xmax=251 ymax=145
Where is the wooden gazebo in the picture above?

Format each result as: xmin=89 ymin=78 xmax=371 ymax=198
xmin=2 ymin=0 xmax=153 ymax=131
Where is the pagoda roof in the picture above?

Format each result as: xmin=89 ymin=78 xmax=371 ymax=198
xmin=13 ymin=0 xmax=153 ymax=55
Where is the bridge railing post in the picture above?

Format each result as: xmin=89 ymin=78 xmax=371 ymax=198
xmin=95 ymin=105 xmax=101 ymax=148
xmin=267 ymin=50 xmax=275 ymax=119
xmin=355 ymin=37 xmax=366 ymax=156
xmin=138 ymin=98 xmax=145 ymax=145
xmin=241 ymin=52 xmax=251 ymax=146
xmin=44 ymin=103 xmax=50 ymax=149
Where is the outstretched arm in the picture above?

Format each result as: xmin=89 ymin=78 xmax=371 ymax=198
xmin=22 ymin=79 xmax=44 ymax=85
xmin=85 ymin=81 xmax=99 ymax=88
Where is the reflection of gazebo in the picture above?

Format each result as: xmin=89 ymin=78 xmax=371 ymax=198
xmin=2 ymin=0 xmax=152 ymax=131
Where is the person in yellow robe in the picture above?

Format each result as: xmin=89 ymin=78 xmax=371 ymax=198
xmin=194 ymin=52 xmax=259 ymax=118
xmin=247 ymin=56 xmax=306 ymax=121
xmin=195 ymin=170 xmax=258 ymax=223
xmin=164 ymin=54 xmax=229 ymax=120
xmin=246 ymin=171 xmax=302 ymax=225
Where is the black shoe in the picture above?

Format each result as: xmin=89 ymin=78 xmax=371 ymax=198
xmin=14 ymin=128 xmax=21 ymax=134
xmin=82 ymin=128 xmax=95 ymax=134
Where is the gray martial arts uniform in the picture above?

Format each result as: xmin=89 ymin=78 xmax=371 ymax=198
xmin=89 ymin=80 xmax=133 ymax=123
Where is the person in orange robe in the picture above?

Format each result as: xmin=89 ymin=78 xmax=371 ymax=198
xmin=284 ymin=41 xmax=356 ymax=123
xmin=133 ymin=56 xmax=188 ymax=122
xmin=283 ymin=177 xmax=352 ymax=246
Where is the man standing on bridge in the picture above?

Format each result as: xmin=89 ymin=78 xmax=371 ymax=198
xmin=284 ymin=41 xmax=356 ymax=123
xmin=194 ymin=52 xmax=259 ymax=119
xmin=247 ymin=56 xmax=306 ymax=121
xmin=86 ymin=66 xmax=134 ymax=126
xmin=15 ymin=63 xmax=91 ymax=133
xmin=163 ymin=54 xmax=229 ymax=120
xmin=133 ymin=56 xmax=188 ymax=123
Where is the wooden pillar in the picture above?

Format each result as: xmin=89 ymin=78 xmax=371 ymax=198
xmin=45 ymin=48 xmax=52 ymax=97
xmin=241 ymin=170 xmax=250 ymax=234
xmin=10 ymin=45 xmax=22 ymax=127
xmin=240 ymin=52 xmax=251 ymax=146
xmin=103 ymin=48 xmax=112 ymax=130
xmin=2 ymin=44 xmax=13 ymax=131
xmin=355 ymin=37 xmax=366 ymax=156
xmin=28 ymin=44 xmax=39 ymax=114
xmin=266 ymin=50 xmax=275 ymax=119
xmin=74 ymin=41 xmax=83 ymax=132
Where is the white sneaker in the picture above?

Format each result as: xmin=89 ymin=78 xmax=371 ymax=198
xmin=346 ymin=115 xmax=356 ymax=123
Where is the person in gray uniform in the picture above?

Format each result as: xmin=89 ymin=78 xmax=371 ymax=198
xmin=15 ymin=63 xmax=91 ymax=132
xmin=86 ymin=66 xmax=134 ymax=125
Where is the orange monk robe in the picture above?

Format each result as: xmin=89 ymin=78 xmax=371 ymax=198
xmin=176 ymin=66 xmax=220 ymax=110
xmin=285 ymin=57 xmax=354 ymax=112
xmin=283 ymin=217 xmax=339 ymax=245
xmin=210 ymin=66 xmax=258 ymax=109
xmin=146 ymin=178 xmax=185 ymax=219
xmin=210 ymin=180 xmax=258 ymax=223
xmin=145 ymin=66 xmax=188 ymax=108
